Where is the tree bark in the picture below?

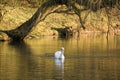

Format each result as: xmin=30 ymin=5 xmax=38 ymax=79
xmin=0 ymin=1 xmax=61 ymax=41
xmin=0 ymin=0 xmax=119 ymax=41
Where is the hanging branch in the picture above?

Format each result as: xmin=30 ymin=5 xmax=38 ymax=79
xmin=0 ymin=0 xmax=62 ymax=41
xmin=0 ymin=0 xmax=119 ymax=41
xmin=83 ymin=10 xmax=91 ymax=23
xmin=71 ymin=4 xmax=86 ymax=29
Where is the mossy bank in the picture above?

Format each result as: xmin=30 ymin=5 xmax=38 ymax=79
xmin=0 ymin=4 xmax=120 ymax=40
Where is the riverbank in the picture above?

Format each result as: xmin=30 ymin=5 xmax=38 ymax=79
xmin=0 ymin=5 xmax=120 ymax=41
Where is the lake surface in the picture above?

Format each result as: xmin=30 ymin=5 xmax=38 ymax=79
xmin=0 ymin=34 xmax=120 ymax=80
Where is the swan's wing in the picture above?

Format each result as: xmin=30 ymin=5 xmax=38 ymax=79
xmin=54 ymin=51 xmax=61 ymax=58
xmin=61 ymin=54 xmax=65 ymax=59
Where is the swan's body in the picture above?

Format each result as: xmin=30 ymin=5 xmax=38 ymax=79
xmin=55 ymin=58 xmax=64 ymax=65
xmin=54 ymin=47 xmax=65 ymax=59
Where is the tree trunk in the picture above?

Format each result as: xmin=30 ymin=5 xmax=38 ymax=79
xmin=0 ymin=1 xmax=61 ymax=41
xmin=0 ymin=0 xmax=118 ymax=41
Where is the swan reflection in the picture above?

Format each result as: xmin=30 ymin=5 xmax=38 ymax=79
xmin=54 ymin=58 xmax=64 ymax=80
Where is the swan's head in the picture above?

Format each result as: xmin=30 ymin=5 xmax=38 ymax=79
xmin=61 ymin=47 xmax=64 ymax=51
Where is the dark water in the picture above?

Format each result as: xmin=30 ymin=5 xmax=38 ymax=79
xmin=0 ymin=34 xmax=120 ymax=80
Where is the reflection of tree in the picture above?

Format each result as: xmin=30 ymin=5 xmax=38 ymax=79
xmin=9 ymin=41 xmax=32 ymax=55
xmin=8 ymin=41 xmax=45 ymax=80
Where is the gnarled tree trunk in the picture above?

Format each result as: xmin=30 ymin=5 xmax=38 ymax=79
xmin=0 ymin=0 xmax=87 ymax=41
xmin=0 ymin=0 xmax=119 ymax=41
xmin=0 ymin=0 xmax=62 ymax=41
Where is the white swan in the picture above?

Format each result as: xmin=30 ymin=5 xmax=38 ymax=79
xmin=54 ymin=47 xmax=65 ymax=59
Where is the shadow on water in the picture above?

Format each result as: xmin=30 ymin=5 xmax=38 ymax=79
xmin=2 ymin=41 xmax=46 ymax=80
xmin=51 ymin=27 xmax=66 ymax=37
xmin=9 ymin=41 xmax=32 ymax=55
